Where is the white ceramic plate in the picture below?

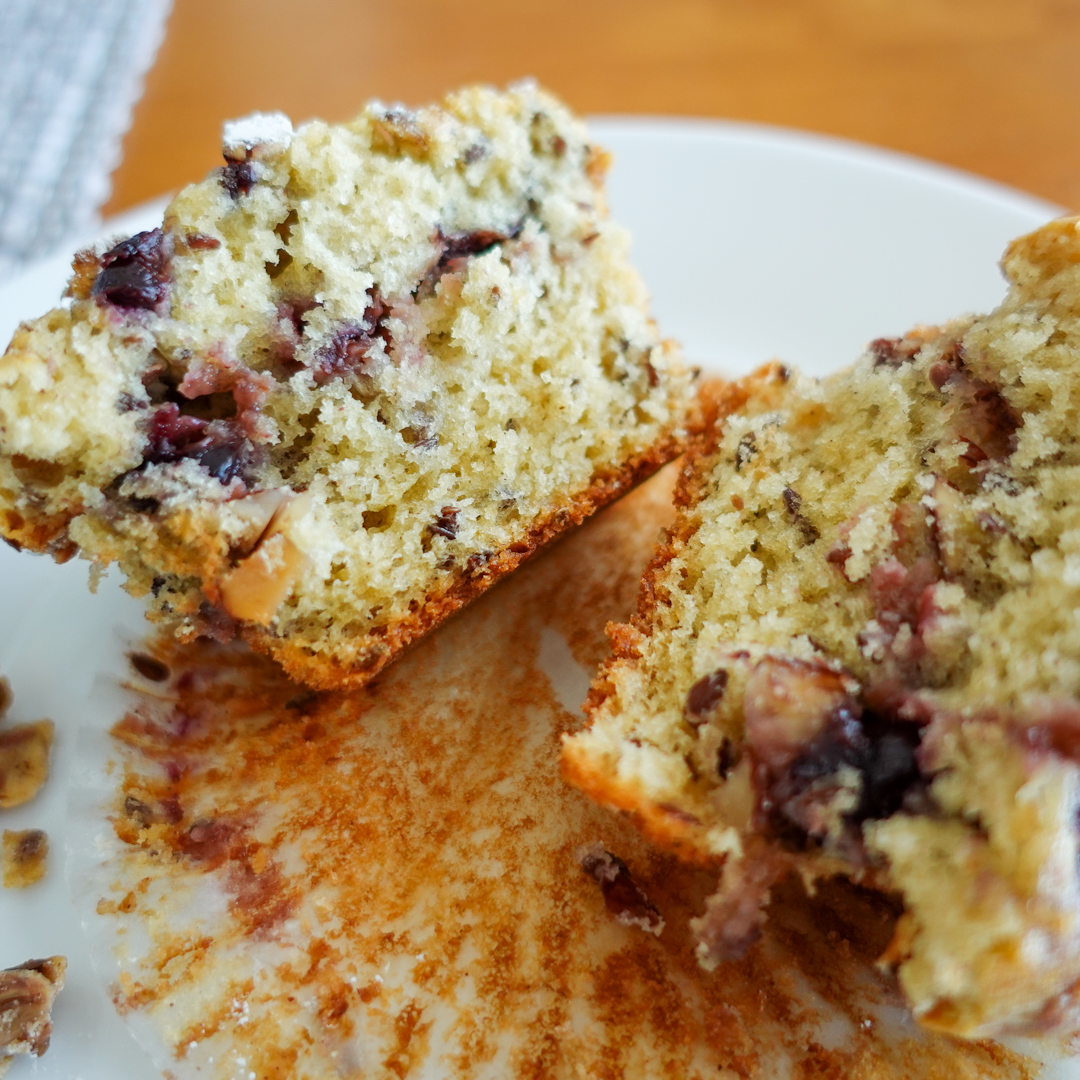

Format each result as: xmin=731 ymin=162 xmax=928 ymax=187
xmin=0 ymin=119 xmax=1063 ymax=1079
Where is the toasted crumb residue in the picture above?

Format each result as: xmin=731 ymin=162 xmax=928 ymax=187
xmin=97 ymin=466 xmax=1034 ymax=1079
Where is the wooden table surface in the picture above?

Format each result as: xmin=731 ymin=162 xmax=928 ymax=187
xmin=107 ymin=0 xmax=1080 ymax=216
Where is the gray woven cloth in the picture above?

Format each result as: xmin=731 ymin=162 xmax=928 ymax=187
xmin=0 ymin=0 xmax=171 ymax=281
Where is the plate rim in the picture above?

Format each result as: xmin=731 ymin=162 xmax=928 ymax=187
xmin=589 ymin=114 xmax=1065 ymax=222
xmin=0 ymin=115 xmax=1069 ymax=1080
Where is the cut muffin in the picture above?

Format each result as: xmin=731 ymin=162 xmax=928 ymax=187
xmin=563 ymin=215 xmax=1080 ymax=1039
xmin=0 ymin=82 xmax=698 ymax=690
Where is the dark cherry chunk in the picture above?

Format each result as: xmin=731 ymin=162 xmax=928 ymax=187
xmin=425 ymin=222 xmax=524 ymax=285
xmin=195 ymin=425 xmax=259 ymax=485
xmin=855 ymin=722 xmax=922 ymax=821
xmin=870 ymin=338 xmax=903 ymax=366
xmin=428 ymin=506 xmax=460 ymax=540
xmin=310 ymin=290 xmax=387 ymax=385
xmin=578 ymin=845 xmax=664 ymax=935
xmin=91 ymin=229 xmax=170 ymax=312
xmin=741 ymin=655 xmax=924 ymax=850
xmin=439 ymin=227 xmax=518 ymax=260
xmin=685 ymin=669 xmax=728 ymax=723
xmin=145 ymin=403 xmax=208 ymax=461
xmin=142 ymin=404 xmax=259 ymax=486
xmin=929 ymin=342 xmax=1021 ymax=464
xmin=184 ymin=232 xmax=221 ymax=251
xmin=221 ymin=158 xmax=257 ymax=199
xmin=443 ymin=220 xmax=524 ymax=258
xmin=869 ymin=336 xmax=921 ymax=368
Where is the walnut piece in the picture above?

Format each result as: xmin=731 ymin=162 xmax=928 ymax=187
xmin=0 ymin=956 xmax=66 ymax=1070
xmin=2 ymin=830 xmax=47 ymax=889
xmin=219 ymin=492 xmax=311 ymax=625
xmin=0 ymin=721 xmax=54 ymax=809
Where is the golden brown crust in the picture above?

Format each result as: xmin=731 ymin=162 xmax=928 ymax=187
xmin=1002 ymin=215 xmax=1080 ymax=289
xmin=0 ymin=507 xmax=77 ymax=562
xmin=244 ymin=416 xmax=711 ymax=691
xmin=585 ymin=363 xmax=786 ymax=690
xmin=560 ymin=739 xmax=718 ymax=865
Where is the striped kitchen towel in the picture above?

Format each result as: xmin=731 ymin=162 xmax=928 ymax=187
xmin=0 ymin=0 xmax=171 ymax=281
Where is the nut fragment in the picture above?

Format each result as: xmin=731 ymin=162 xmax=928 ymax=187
xmin=2 ymin=830 xmax=47 ymax=888
xmin=219 ymin=491 xmax=312 ymax=625
xmin=0 ymin=680 xmax=10 ymax=722
xmin=370 ymin=107 xmax=429 ymax=155
xmin=0 ymin=721 xmax=54 ymax=809
xmin=0 ymin=956 xmax=66 ymax=1067
xmin=226 ymin=488 xmax=289 ymax=551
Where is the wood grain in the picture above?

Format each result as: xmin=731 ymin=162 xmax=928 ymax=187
xmin=106 ymin=0 xmax=1080 ymax=214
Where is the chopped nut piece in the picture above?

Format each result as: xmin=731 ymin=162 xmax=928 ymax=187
xmin=0 ymin=721 xmax=54 ymax=809
xmin=227 ymin=488 xmax=289 ymax=549
xmin=220 ymin=533 xmax=308 ymax=625
xmin=218 ymin=492 xmax=312 ymax=625
xmin=370 ymin=107 xmax=429 ymax=155
xmin=2 ymin=830 xmax=47 ymax=888
xmin=91 ymin=228 xmax=171 ymax=313
xmin=0 ymin=680 xmax=10 ymax=721
xmin=0 ymin=956 xmax=66 ymax=1068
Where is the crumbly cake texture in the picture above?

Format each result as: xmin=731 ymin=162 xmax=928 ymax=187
xmin=0 ymin=83 xmax=697 ymax=690
xmin=563 ymin=216 xmax=1080 ymax=1040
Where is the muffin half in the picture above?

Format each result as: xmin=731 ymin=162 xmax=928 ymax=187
xmin=0 ymin=82 xmax=699 ymax=689
xmin=564 ymin=216 xmax=1080 ymax=1038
